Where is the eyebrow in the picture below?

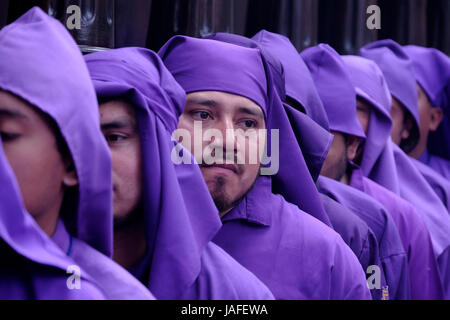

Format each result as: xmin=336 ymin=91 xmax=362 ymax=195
xmin=186 ymin=98 xmax=218 ymax=108
xmin=100 ymin=120 xmax=136 ymax=131
xmin=0 ymin=108 xmax=28 ymax=119
xmin=186 ymin=98 xmax=264 ymax=119
xmin=237 ymin=106 xmax=264 ymax=119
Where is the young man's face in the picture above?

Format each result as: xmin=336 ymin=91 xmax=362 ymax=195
xmin=0 ymin=90 xmax=77 ymax=236
xmin=408 ymin=84 xmax=443 ymax=159
xmin=320 ymin=130 xmax=360 ymax=184
xmin=178 ymin=91 xmax=266 ymax=216
xmin=100 ymin=100 xmax=143 ymax=227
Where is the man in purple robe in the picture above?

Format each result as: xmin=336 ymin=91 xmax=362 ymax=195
xmin=245 ymin=30 xmax=383 ymax=299
xmin=85 ymin=47 xmax=275 ymax=300
xmin=402 ymin=45 xmax=450 ymax=212
xmin=360 ymin=40 xmax=450 ymax=298
xmin=341 ymin=54 xmax=444 ymax=299
xmin=159 ymin=35 xmax=371 ymax=300
xmin=403 ymin=45 xmax=450 ymax=180
xmin=0 ymin=7 xmax=154 ymax=299
xmin=301 ymin=43 xmax=411 ymax=300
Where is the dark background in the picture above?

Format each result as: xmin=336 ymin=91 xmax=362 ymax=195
xmin=0 ymin=0 xmax=449 ymax=55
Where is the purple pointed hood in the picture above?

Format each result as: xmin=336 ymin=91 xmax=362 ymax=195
xmin=203 ymin=32 xmax=332 ymax=183
xmin=360 ymin=40 xmax=420 ymax=150
xmin=159 ymin=35 xmax=332 ymax=227
xmin=0 ymin=7 xmax=112 ymax=256
xmin=252 ymin=30 xmax=331 ymax=131
xmin=0 ymin=7 xmax=113 ymax=298
xmin=86 ymin=47 xmax=229 ymax=299
xmin=301 ymin=44 xmax=366 ymax=139
xmin=403 ymin=45 xmax=450 ymax=160
xmin=342 ymin=55 xmax=400 ymax=193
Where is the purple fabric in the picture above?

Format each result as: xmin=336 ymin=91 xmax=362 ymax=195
xmin=412 ymin=156 xmax=450 ymax=212
xmin=350 ymin=168 xmax=445 ymax=299
xmin=391 ymin=142 xmax=450 ymax=298
xmin=51 ymin=220 xmax=155 ymax=300
xmin=342 ymin=48 xmax=450 ymax=298
xmin=360 ymin=40 xmax=420 ymax=148
xmin=418 ymin=150 xmax=450 ymax=181
xmin=0 ymin=7 xmax=154 ymax=299
xmin=244 ymin=31 xmax=333 ymax=182
xmin=300 ymin=44 xmax=366 ymax=139
xmin=319 ymin=193 xmax=383 ymax=300
xmin=317 ymin=176 xmax=410 ymax=300
xmin=403 ymin=45 xmax=450 ymax=161
xmin=86 ymin=47 xmax=274 ymax=300
xmin=0 ymin=7 xmax=112 ymax=257
xmin=0 ymin=142 xmax=105 ymax=299
xmin=203 ymin=32 xmax=332 ymax=186
xmin=252 ymin=30 xmax=331 ymax=131
xmin=203 ymin=33 xmax=381 ymax=292
xmin=342 ymin=55 xmax=400 ymax=193
xmin=214 ymin=176 xmax=371 ymax=300
xmin=159 ymin=35 xmax=332 ymax=227
xmin=159 ymin=35 xmax=371 ymax=299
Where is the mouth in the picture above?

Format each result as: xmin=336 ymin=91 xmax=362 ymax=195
xmin=201 ymin=163 xmax=239 ymax=174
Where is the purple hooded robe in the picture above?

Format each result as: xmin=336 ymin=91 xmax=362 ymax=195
xmin=301 ymin=44 xmax=411 ymax=300
xmin=159 ymin=35 xmax=371 ymax=300
xmin=342 ymin=54 xmax=445 ymax=299
xmin=361 ymin=40 xmax=450 ymax=298
xmin=85 ymin=47 xmax=274 ymax=300
xmin=403 ymin=45 xmax=450 ymax=211
xmin=245 ymin=30 xmax=382 ymax=299
xmin=0 ymin=7 xmax=154 ymax=299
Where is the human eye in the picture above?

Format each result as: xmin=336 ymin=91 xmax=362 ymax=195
xmin=0 ymin=131 xmax=20 ymax=142
xmin=104 ymin=132 xmax=128 ymax=144
xmin=238 ymin=119 xmax=258 ymax=129
xmin=191 ymin=110 xmax=213 ymax=121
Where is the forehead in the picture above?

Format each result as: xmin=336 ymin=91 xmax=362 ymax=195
xmin=186 ymin=91 xmax=263 ymax=114
xmin=99 ymin=100 xmax=136 ymax=122
xmin=0 ymin=89 xmax=38 ymax=119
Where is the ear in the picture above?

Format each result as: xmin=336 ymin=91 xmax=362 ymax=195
xmin=345 ymin=135 xmax=362 ymax=162
xmin=62 ymin=161 xmax=78 ymax=187
xmin=429 ymin=108 xmax=444 ymax=131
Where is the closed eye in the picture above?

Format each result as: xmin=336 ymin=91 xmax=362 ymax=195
xmin=104 ymin=133 xmax=128 ymax=144
xmin=0 ymin=131 xmax=20 ymax=142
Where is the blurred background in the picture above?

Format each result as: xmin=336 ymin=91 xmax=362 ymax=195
xmin=0 ymin=0 xmax=449 ymax=54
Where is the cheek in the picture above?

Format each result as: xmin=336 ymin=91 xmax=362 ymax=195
xmin=4 ymin=138 xmax=65 ymax=215
xmin=111 ymin=150 xmax=141 ymax=186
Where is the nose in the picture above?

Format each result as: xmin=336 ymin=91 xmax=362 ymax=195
xmin=209 ymin=116 xmax=238 ymax=159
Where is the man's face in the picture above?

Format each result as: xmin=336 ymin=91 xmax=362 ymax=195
xmin=320 ymin=131 xmax=348 ymax=181
xmin=390 ymin=96 xmax=410 ymax=146
xmin=0 ymin=90 xmax=76 ymax=235
xmin=321 ymin=130 xmax=361 ymax=184
xmin=356 ymin=98 xmax=371 ymax=135
xmin=409 ymin=84 xmax=443 ymax=159
xmin=100 ymin=100 xmax=142 ymax=227
xmin=177 ymin=91 xmax=266 ymax=216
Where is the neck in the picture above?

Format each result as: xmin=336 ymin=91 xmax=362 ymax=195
xmin=113 ymin=216 xmax=147 ymax=270
xmin=37 ymin=197 xmax=63 ymax=237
